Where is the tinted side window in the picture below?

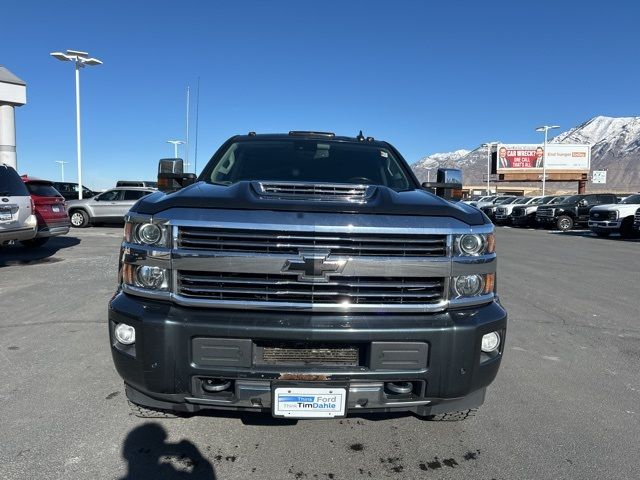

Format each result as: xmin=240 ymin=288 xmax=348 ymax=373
xmin=97 ymin=190 xmax=122 ymax=201
xmin=597 ymin=194 xmax=616 ymax=204
xmin=0 ymin=166 xmax=29 ymax=196
xmin=123 ymin=190 xmax=149 ymax=200
xmin=584 ymin=195 xmax=598 ymax=204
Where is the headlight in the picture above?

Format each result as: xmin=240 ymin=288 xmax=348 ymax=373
xmin=114 ymin=323 xmax=136 ymax=345
xmin=124 ymin=221 xmax=169 ymax=247
xmin=453 ymin=274 xmax=484 ymax=297
xmin=607 ymin=211 xmax=618 ymax=220
xmin=122 ymin=264 xmax=169 ymax=290
xmin=450 ymin=273 xmax=495 ymax=299
xmin=136 ymin=265 xmax=165 ymax=288
xmin=454 ymin=233 xmax=494 ymax=256
xmin=138 ymin=223 xmax=162 ymax=244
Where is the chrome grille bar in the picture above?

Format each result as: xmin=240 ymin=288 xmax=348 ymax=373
xmin=178 ymin=272 xmax=445 ymax=305
xmin=178 ymin=227 xmax=447 ymax=257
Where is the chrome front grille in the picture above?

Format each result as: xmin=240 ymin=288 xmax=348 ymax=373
xmin=255 ymin=181 xmax=375 ymax=202
xmin=177 ymin=271 xmax=445 ymax=305
xmin=178 ymin=227 xmax=447 ymax=257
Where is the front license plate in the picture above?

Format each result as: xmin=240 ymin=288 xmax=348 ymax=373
xmin=0 ymin=213 xmax=11 ymax=221
xmin=273 ymin=387 xmax=346 ymax=418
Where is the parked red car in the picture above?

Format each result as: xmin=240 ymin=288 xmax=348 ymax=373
xmin=20 ymin=175 xmax=70 ymax=247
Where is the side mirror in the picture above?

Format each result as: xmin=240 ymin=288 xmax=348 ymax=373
xmin=422 ymin=168 xmax=463 ymax=200
xmin=157 ymin=158 xmax=197 ymax=192
xmin=579 ymin=199 xmax=588 ymax=206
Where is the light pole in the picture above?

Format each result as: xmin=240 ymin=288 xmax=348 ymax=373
xmin=535 ymin=125 xmax=560 ymax=196
xmin=167 ymin=140 xmax=185 ymax=159
xmin=50 ymin=50 xmax=102 ymax=199
xmin=55 ymin=160 xmax=68 ymax=181
xmin=481 ymin=142 xmax=500 ymax=195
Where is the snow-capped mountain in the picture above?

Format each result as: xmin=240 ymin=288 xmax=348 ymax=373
xmin=411 ymin=116 xmax=640 ymax=191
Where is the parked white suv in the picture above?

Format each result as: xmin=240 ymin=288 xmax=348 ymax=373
xmin=0 ymin=164 xmax=37 ymax=246
xmin=588 ymin=193 xmax=640 ymax=238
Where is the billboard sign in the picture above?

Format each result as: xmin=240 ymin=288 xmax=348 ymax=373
xmin=496 ymin=144 xmax=590 ymax=172
xmin=592 ymin=170 xmax=607 ymax=184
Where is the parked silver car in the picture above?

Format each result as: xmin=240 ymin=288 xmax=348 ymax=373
xmin=66 ymin=187 xmax=156 ymax=228
xmin=0 ymin=164 xmax=37 ymax=245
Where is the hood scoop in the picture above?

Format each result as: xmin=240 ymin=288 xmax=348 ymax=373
xmin=253 ymin=181 xmax=376 ymax=203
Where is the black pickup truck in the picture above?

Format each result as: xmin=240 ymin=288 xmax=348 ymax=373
xmin=109 ymin=131 xmax=506 ymax=420
xmin=536 ymin=193 xmax=618 ymax=231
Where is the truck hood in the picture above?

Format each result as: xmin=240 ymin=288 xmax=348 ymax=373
xmin=134 ymin=181 xmax=488 ymax=225
xmin=590 ymin=203 xmax=640 ymax=214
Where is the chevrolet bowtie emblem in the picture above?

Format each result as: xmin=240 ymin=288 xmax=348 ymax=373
xmin=282 ymin=250 xmax=347 ymax=282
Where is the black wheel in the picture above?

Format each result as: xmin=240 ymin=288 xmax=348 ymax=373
xmin=556 ymin=215 xmax=573 ymax=231
xmin=128 ymin=400 xmax=178 ymax=418
xmin=70 ymin=210 xmax=89 ymax=228
xmin=595 ymin=231 xmax=610 ymax=238
xmin=620 ymin=218 xmax=637 ymax=239
xmin=19 ymin=237 xmax=49 ymax=248
xmin=426 ymin=408 xmax=478 ymax=421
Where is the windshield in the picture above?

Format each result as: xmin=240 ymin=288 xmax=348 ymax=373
xmin=495 ymin=197 xmax=516 ymax=204
xmin=201 ymin=140 xmax=414 ymax=191
xmin=549 ymin=196 xmax=567 ymax=204
xmin=530 ymin=196 xmax=549 ymax=205
xmin=620 ymin=194 xmax=640 ymax=204
xmin=562 ymin=195 xmax=584 ymax=204
xmin=514 ymin=197 xmax=531 ymax=204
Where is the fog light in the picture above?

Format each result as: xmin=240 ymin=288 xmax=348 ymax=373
xmin=481 ymin=331 xmax=500 ymax=353
xmin=453 ymin=274 xmax=484 ymax=297
xmin=137 ymin=223 xmax=162 ymax=245
xmin=115 ymin=323 xmax=136 ymax=345
xmin=136 ymin=265 xmax=165 ymax=289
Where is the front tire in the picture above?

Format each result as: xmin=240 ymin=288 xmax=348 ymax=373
xmin=70 ymin=210 xmax=89 ymax=228
xmin=556 ymin=215 xmax=573 ymax=231
xmin=620 ymin=218 xmax=637 ymax=239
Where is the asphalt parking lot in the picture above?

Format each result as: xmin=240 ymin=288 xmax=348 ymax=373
xmin=0 ymin=226 xmax=638 ymax=480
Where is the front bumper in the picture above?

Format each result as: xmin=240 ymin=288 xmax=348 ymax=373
xmin=588 ymin=220 xmax=621 ymax=232
xmin=536 ymin=215 xmax=555 ymax=225
xmin=109 ymin=292 xmax=507 ymax=416
xmin=511 ymin=215 xmax=530 ymax=226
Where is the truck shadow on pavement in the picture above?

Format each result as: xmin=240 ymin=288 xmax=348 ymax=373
xmin=195 ymin=408 xmax=414 ymax=425
xmin=0 ymin=236 xmax=80 ymax=267
xmin=119 ymin=423 xmax=216 ymax=480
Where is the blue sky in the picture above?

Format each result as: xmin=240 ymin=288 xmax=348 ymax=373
xmin=2 ymin=0 xmax=639 ymax=189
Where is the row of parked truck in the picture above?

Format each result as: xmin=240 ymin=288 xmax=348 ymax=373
xmin=465 ymin=193 xmax=640 ymax=237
